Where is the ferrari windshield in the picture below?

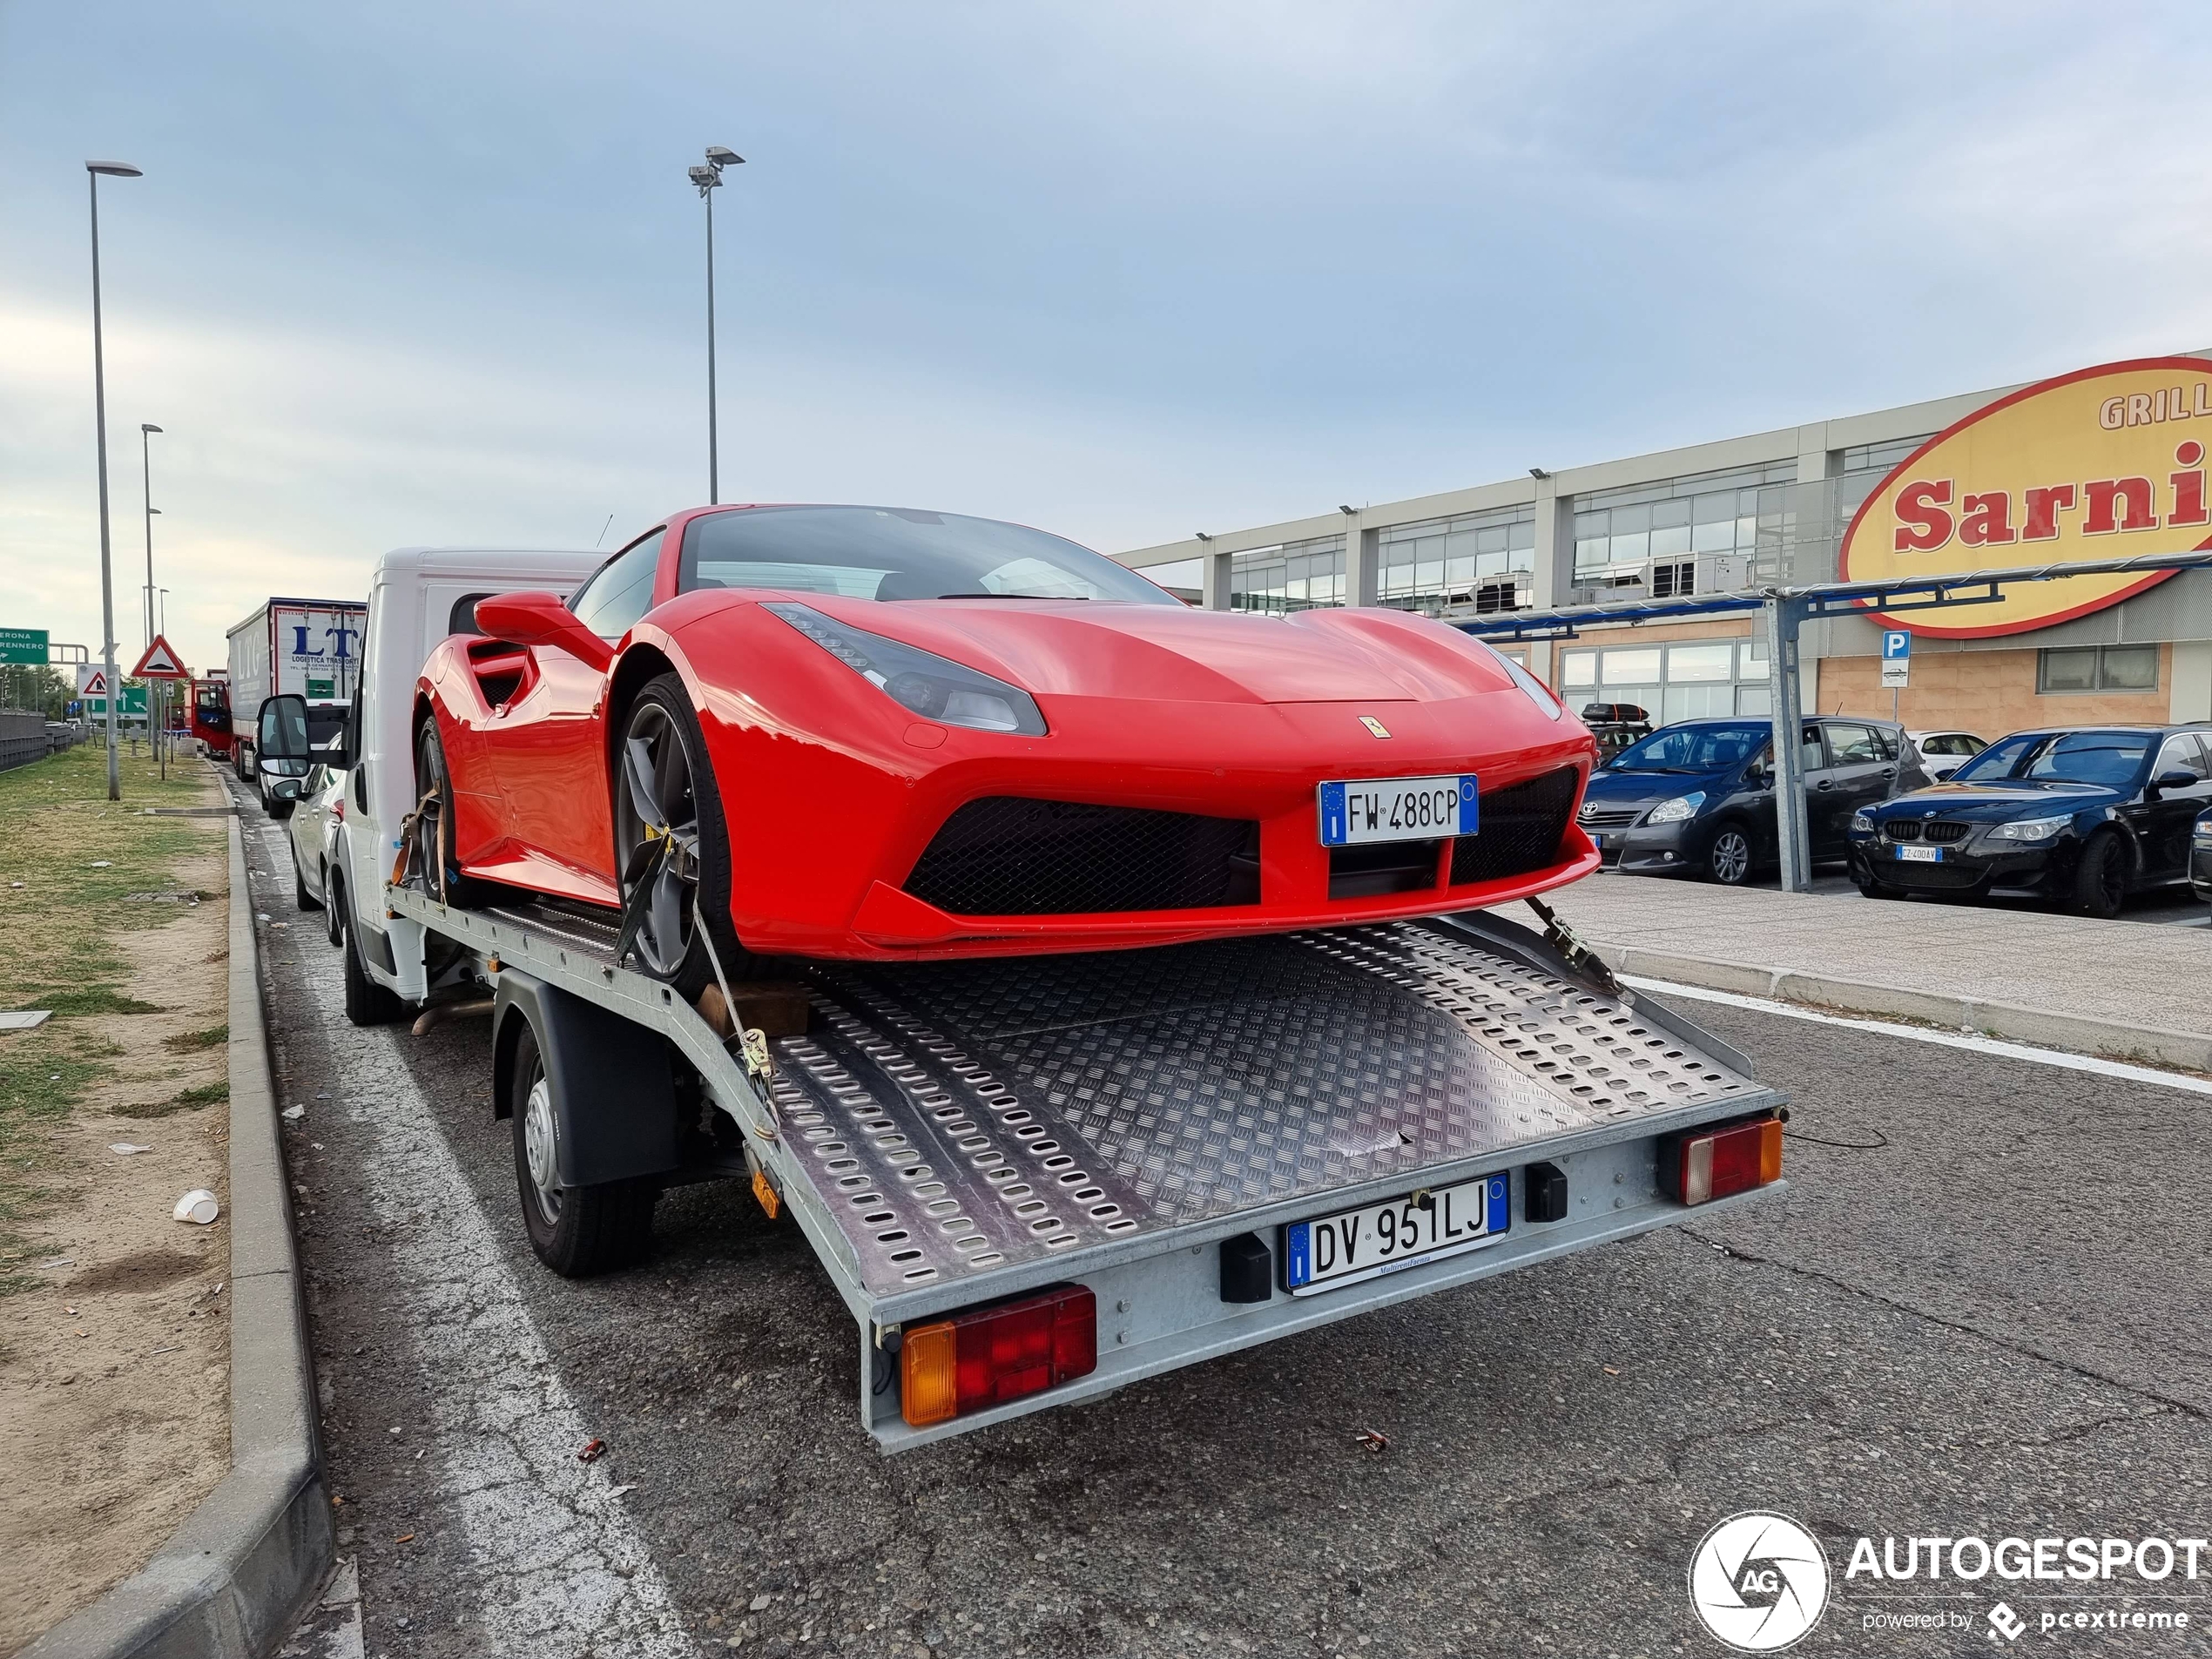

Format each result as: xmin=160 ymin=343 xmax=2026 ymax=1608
xmin=1948 ymin=730 xmax=2152 ymax=789
xmin=678 ymin=505 xmax=1177 ymax=605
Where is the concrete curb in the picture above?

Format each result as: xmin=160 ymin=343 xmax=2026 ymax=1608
xmin=1597 ymin=942 xmax=2212 ymax=1074
xmin=28 ymin=813 xmax=331 ymax=1659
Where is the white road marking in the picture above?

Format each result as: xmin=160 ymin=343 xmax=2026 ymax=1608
xmin=1625 ymin=974 xmax=2212 ymax=1099
xmin=253 ymin=819 xmax=691 ymax=1656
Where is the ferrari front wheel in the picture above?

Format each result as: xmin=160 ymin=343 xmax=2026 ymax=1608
xmin=411 ymin=718 xmax=479 ymax=907
xmin=614 ymin=673 xmax=752 ymax=999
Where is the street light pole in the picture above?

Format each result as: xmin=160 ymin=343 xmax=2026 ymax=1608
xmin=140 ymin=423 xmax=162 ymax=651
xmin=688 ymin=146 xmax=744 ymax=505
xmin=87 ymin=158 xmax=142 ymax=802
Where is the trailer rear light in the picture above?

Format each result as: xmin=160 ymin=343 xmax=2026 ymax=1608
xmin=1661 ymin=1115 xmax=1782 ymax=1207
xmin=900 ymin=1285 xmax=1096 ymax=1428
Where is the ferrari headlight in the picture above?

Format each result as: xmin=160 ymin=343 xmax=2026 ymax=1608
xmin=1472 ymin=638 xmax=1563 ymax=721
xmin=1992 ymin=814 xmax=2070 ymax=842
xmin=765 ymin=603 xmax=1048 ymax=736
xmin=1646 ymin=792 xmax=1704 ymax=824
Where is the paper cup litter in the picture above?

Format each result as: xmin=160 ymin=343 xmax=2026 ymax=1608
xmin=173 ymin=1189 xmax=220 ymax=1225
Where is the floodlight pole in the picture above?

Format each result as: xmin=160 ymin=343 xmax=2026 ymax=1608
xmin=690 ymin=147 xmax=743 ymax=505
xmin=86 ymin=162 xmax=143 ymax=800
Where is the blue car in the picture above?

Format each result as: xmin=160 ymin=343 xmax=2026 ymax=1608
xmin=1848 ymin=725 xmax=2212 ymax=916
xmin=1578 ymin=715 xmax=1924 ymax=885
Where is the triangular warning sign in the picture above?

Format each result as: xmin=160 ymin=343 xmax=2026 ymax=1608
xmin=131 ymin=635 xmax=190 ymax=679
xmin=78 ymin=665 xmax=111 ymax=698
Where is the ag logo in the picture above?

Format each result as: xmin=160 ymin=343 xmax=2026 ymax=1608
xmin=1688 ymin=1512 xmax=1831 ymax=1651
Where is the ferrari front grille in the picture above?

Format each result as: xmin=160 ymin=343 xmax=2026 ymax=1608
xmin=905 ymin=798 xmax=1262 ymax=916
xmin=1449 ymin=766 xmax=1580 ymax=887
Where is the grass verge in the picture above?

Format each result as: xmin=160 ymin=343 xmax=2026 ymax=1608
xmin=0 ymin=741 xmax=219 ymax=1292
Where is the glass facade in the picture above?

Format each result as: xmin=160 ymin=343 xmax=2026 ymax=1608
xmin=1375 ymin=504 xmax=1536 ymax=616
xmin=1560 ymin=637 xmax=1771 ymax=724
xmin=1230 ymin=535 xmax=1345 ymax=613
xmin=1571 ymin=462 xmax=1797 ymax=598
xmin=1833 ymin=434 xmax=1937 ymax=539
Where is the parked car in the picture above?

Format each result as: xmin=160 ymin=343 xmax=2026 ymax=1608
xmin=413 ymin=503 xmax=1599 ymax=990
xmin=1579 ymin=702 xmax=1654 ymax=761
xmin=286 ymin=747 xmax=349 ymax=938
xmin=1906 ymin=729 xmax=1986 ymax=781
xmin=1578 ymin=715 xmax=1927 ymax=884
xmin=2192 ymin=805 xmax=2212 ymax=910
xmin=1848 ymin=725 xmax=2212 ymax=916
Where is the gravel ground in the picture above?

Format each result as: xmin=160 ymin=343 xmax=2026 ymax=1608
xmin=236 ymin=792 xmax=2211 ymax=1658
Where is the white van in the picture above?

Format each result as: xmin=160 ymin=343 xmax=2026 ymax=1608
xmin=330 ymin=548 xmax=605 ymax=1020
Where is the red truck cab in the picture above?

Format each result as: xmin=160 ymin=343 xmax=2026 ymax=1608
xmin=191 ymin=675 xmax=233 ymax=759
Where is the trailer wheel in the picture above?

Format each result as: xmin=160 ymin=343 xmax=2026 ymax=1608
xmin=509 ymin=1023 xmax=657 ymax=1276
xmin=338 ymin=880 xmax=406 ymax=1027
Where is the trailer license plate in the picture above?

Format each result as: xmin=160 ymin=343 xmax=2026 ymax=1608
xmin=1898 ymin=845 xmax=1943 ymax=863
xmin=1318 ymin=775 xmax=1478 ymax=846
xmin=1283 ymin=1173 xmax=1509 ymax=1295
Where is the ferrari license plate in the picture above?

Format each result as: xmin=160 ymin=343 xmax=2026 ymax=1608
xmin=1318 ymin=775 xmax=1478 ymax=846
xmin=1283 ymin=1173 xmax=1510 ymax=1295
xmin=1898 ymin=845 xmax=1943 ymax=863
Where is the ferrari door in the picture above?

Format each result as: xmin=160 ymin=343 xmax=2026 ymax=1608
xmin=482 ymin=531 xmax=664 ymax=904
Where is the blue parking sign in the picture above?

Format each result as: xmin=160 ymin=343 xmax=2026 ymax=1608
xmin=1882 ymin=630 xmax=1912 ymax=662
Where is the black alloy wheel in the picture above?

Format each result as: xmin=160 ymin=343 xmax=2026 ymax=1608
xmin=411 ymin=719 xmax=475 ymax=907
xmin=2072 ymin=832 xmax=2128 ymax=919
xmin=612 ymin=673 xmax=751 ymax=1000
xmin=1706 ymin=825 xmax=1753 ymax=886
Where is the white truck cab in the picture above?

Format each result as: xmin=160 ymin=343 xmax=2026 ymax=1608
xmin=337 ymin=548 xmax=605 ymax=1008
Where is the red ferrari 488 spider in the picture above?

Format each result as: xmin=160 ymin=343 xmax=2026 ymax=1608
xmin=412 ymin=503 xmax=1598 ymax=992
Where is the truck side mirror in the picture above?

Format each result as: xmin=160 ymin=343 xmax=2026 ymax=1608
xmin=257 ymin=693 xmax=310 ymax=763
xmin=474 ymin=590 xmax=616 ymax=673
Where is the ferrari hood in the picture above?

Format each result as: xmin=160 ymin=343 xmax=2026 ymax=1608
xmin=799 ymin=597 xmax=1522 ymax=705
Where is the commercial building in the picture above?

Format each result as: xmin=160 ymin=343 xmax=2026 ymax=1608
xmin=1115 ymin=357 xmax=2212 ymax=739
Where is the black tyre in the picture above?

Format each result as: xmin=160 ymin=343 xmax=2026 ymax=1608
xmin=324 ymin=861 xmax=343 ymax=947
xmin=339 ymin=887 xmax=406 ymax=1027
xmin=509 ymin=1022 xmax=657 ymax=1277
xmin=1855 ymin=873 xmax=1903 ymax=900
xmin=611 ymin=672 xmax=752 ymax=1000
xmin=1705 ymin=823 xmax=1754 ymax=886
xmin=2072 ymin=833 xmax=2128 ymax=919
xmin=410 ymin=717 xmax=481 ymax=907
xmin=293 ymin=846 xmax=321 ymax=912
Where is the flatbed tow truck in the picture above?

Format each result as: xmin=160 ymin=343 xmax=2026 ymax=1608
xmin=283 ymin=547 xmax=1788 ymax=1452
xmin=381 ymin=880 xmax=1783 ymax=1451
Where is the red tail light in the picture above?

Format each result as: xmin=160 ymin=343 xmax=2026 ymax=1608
xmin=900 ymin=1285 xmax=1097 ymax=1428
xmin=1661 ymin=1115 xmax=1782 ymax=1206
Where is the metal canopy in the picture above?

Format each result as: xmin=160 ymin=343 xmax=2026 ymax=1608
xmin=1454 ymin=548 xmax=2212 ymax=891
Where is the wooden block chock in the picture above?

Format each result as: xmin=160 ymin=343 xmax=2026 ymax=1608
xmin=696 ymin=980 xmax=812 ymax=1041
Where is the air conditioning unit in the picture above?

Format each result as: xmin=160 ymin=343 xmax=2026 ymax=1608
xmin=1699 ymin=552 xmax=1752 ymax=593
xmin=1649 ymin=561 xmax=1696 ymax=598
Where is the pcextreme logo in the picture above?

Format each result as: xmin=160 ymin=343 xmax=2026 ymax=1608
xmin=1838 ymin=355 xmax=2212 ymax=637
xmin=1688 ymin=1511 xmax=1832 ymax=1651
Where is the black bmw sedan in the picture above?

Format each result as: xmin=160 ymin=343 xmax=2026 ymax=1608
xmin=1847 ymin=725 xmax=2212 ymax=916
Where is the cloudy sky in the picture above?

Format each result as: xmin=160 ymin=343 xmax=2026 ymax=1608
xmin=4 ymin=1 xmax=2211 ymax=676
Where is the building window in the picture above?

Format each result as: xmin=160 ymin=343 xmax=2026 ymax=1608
xmin=1559 ymin=637 xmax=1764 ymax=725
xmin=1375 ymin=505 xmax=1535 ymax=616
xmin=2038 ymin=644 xmax=2159 ymax=694
xmin=1230 ymin=535 xmax=1345 ymax=613
xmin=1571 ymin=461 xmax=1794 ymax=595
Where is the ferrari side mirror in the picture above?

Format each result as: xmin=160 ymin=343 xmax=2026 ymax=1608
xmin=474 ymin=590 xmax=616 ymax=673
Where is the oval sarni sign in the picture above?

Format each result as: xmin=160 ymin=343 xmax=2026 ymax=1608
xmin=1838 ymin=355 xmax=2212 ymax=637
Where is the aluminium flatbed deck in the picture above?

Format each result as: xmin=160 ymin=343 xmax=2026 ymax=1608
xmin=387 ymin=884 xmax=1784 ymax=1449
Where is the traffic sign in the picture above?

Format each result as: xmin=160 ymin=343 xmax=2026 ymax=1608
xmin=131 ymin=634 xmax=190 ymax=679
xmin=1880 ymin=629 xmax=1912 ymax=689
xmin=0 ymin=627 xmax=49 ymax=665
xmin=85 ymin=685 xmax=148 ymax=717
xmin=77 ymin=664 xmax=111 ymax=698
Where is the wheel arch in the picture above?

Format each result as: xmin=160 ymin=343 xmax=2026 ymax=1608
xmin=603 ymin=643 xmax=682 ymax=778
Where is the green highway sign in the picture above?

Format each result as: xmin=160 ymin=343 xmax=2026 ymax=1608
xmin=85 ymin=685 xmax=150 ymax=717
xmin=0 ymin=627 xmax=49 ymax=665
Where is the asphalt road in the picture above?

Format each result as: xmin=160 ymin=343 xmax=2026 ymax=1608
xmin=236 ymin=796 xmax=2212 ymax=1659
